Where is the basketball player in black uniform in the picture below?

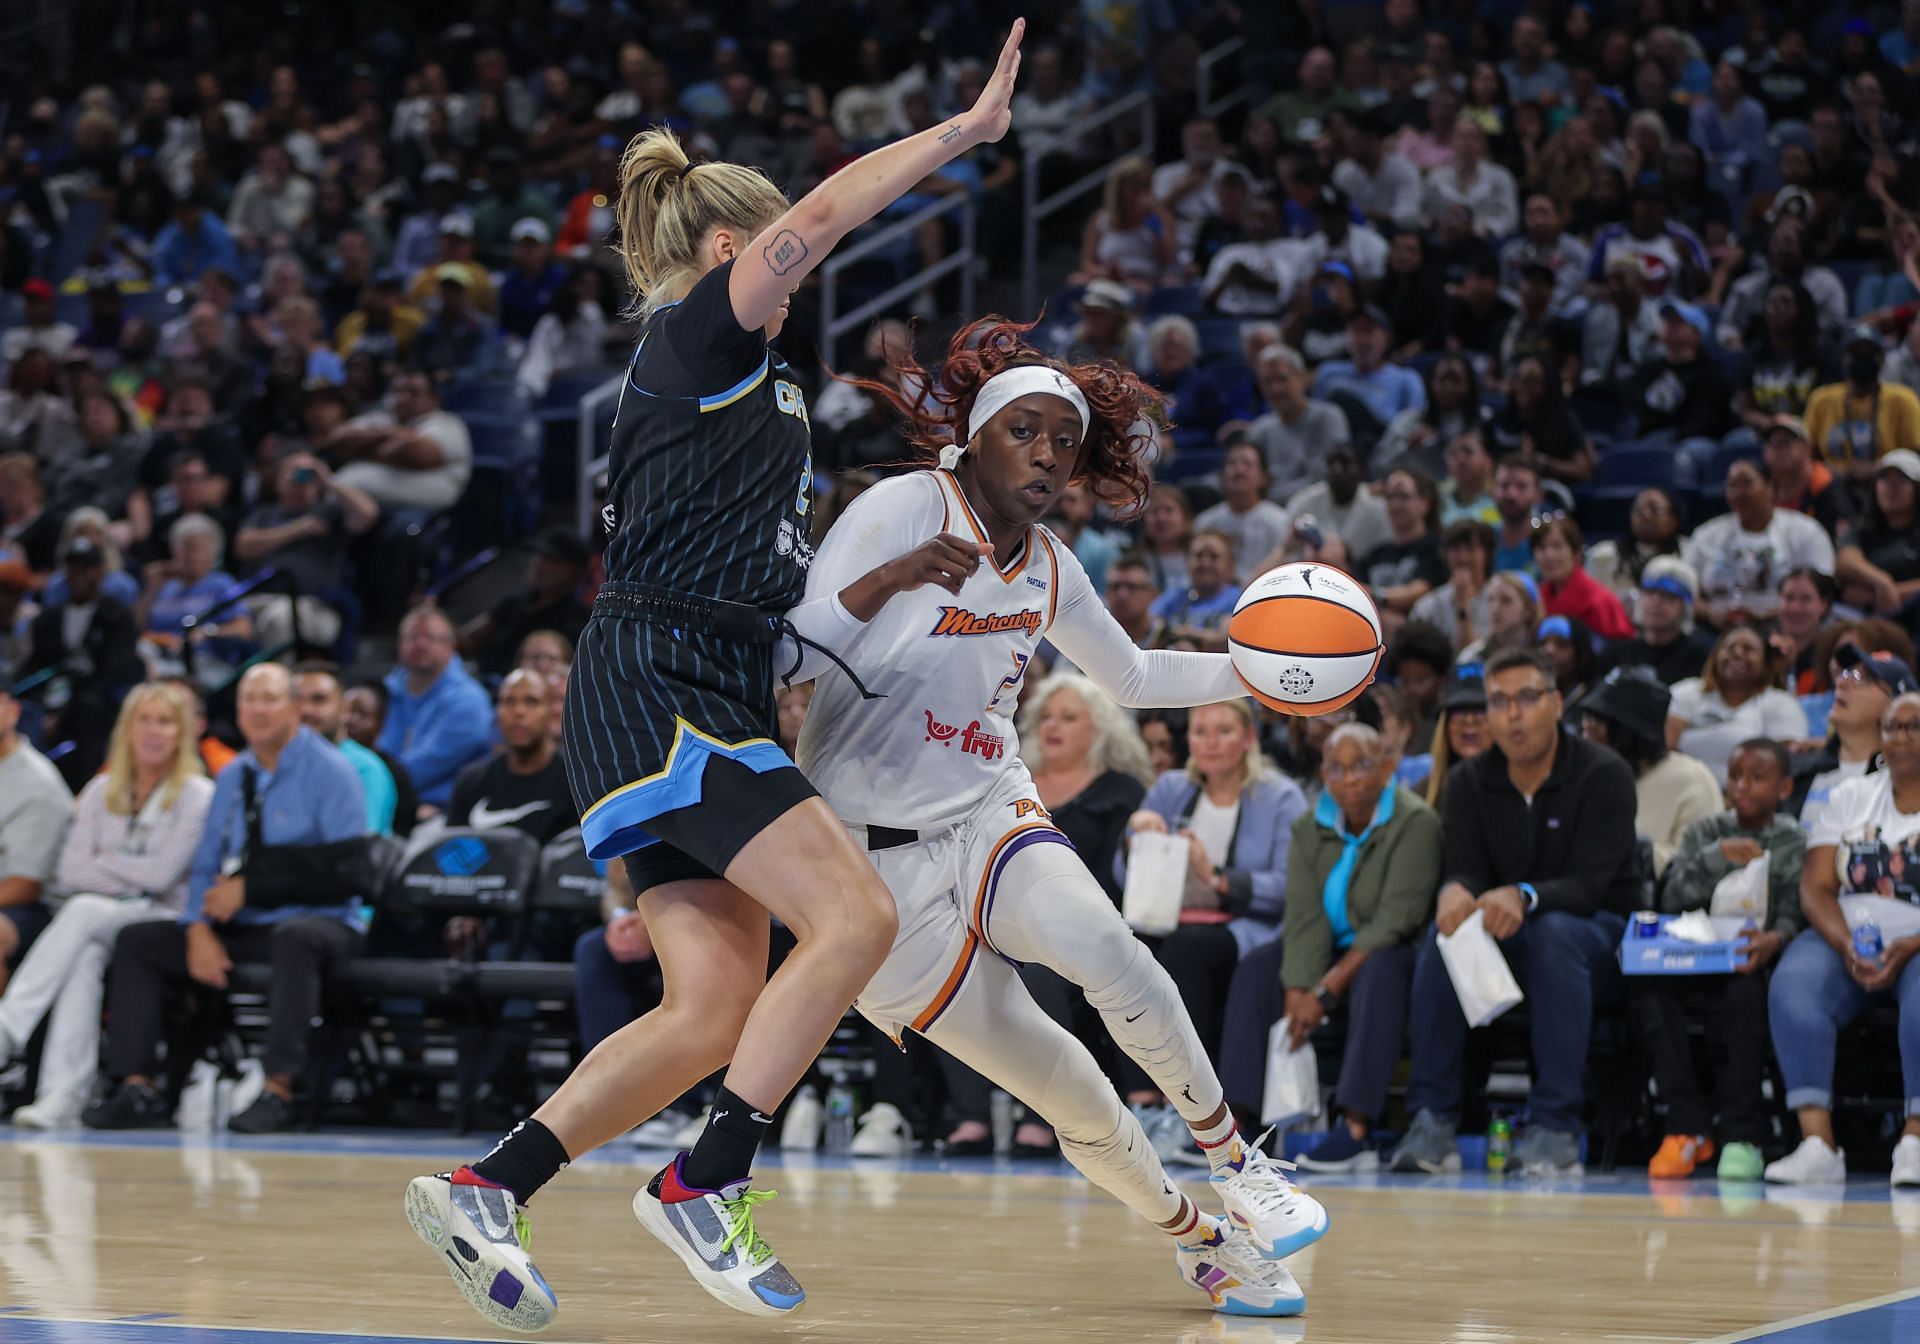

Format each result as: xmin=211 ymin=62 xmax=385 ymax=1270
xmin=404 ymin=20 xmax=1027 ymax=1331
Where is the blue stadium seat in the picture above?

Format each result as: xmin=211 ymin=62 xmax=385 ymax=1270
xmin=1144 ymin=285 xmax=1205 ymax=318
xmin=1159 ymin=447 xmax=1224 ymax=483
xmin=1196 ymin=317 xmax=1243 ymax=358
xmin=1403 ymin=350 xmax=1443 ymax=381
xmin=444 ymin=379 xmax=532 ymax=417
xmin=460 ymin=413 xmax=543 ymax=546
xmin=124 ymin=288 xmax=188 ymax=326
xmin=1568 ymin=392 xmax=1638 ymax=443
xmin=1591 ymin=443 xmax=1679 ymax=490
xmin=1704 ymin=441 xmax=1761 ymax=488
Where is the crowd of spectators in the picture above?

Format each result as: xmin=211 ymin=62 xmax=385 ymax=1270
xmin=4 ymin=2 xmax=1920 ymax=1183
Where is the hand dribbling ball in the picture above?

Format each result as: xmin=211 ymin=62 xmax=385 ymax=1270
xmin=1228 ymin=562 xmax=1384 ymax=716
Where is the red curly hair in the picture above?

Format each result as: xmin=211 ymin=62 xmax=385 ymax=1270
xmin=841 ymin=315 xmax=1163 ymax=520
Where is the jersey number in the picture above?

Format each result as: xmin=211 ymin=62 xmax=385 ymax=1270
xmin=985 ymin=651 xmax=1031 ymax=715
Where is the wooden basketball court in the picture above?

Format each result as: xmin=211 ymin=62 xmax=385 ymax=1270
xmin=1 ymin=1130 xmax=1915 ymax=1343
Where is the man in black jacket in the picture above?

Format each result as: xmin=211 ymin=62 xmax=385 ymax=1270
xmin=26 ymin=539 xmax=144 ymax=788
xmin=1389 ymin=647 xmax=1639 ymax=1177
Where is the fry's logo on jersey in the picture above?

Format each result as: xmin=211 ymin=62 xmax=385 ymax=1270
xmin=923 ymin=709 xmax=1004 ymax=760
xmin=929 ymin=606 xmax=1044 ymax=638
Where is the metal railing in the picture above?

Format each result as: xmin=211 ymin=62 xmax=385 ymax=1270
xmin=818 ymin=192 xmax=976 ymax=370
xmin=576 ymin=374 xmax=625 ymax=536
xmin=1020 ymin=89 xmax=1157 ymax=315
xmin=1197 ymin=37 xmax=1248 ymax=119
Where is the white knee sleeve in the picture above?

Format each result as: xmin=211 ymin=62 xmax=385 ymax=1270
xmin=921 ymin=950 xmax=1182 ymax=1227
xmin=985 ymin=844 xmax=1225 ymax=1125
xmin=1083 ymin=938 xmax=1225 ymax=1123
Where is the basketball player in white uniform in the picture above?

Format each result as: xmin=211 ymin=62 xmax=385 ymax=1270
xmin=779 ymin=344 xmax=1329 ymax=1315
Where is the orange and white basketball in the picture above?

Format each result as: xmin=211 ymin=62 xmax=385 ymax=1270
xmin=1228 ymin=562 xmax=1384 ymax=716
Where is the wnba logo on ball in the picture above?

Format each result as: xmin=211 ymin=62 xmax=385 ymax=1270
xmin=1228 ymin=561 xmax=1383 ymax=717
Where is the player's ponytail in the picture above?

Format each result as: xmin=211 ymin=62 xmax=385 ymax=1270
xmin=615 ymin=128 xmax=790 ymax=314
xmin=837 ymin=315 xmax=1163 ymax=521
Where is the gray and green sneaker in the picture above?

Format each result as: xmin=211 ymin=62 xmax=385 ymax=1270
xmin=404 ymin=1169 xmax=558 ymax=1333
xmin=633 ymin=1154 xmax=805 ymax=1317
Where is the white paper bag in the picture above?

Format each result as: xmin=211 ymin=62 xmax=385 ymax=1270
xmin=1710 ymin=855 xmax=1769 ymax=920
xmin=1122 ymin=832 xmax=1189 ymax=936
xmin=1261 ymin=1018 xmax=1322 ymax=1128
xmin=1436 ymin=909 xmax=1524 ymax=1027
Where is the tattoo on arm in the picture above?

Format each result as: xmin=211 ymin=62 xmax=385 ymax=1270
xmin=762 ymin=229 xmax=810 ymax=276
xmin=939 ymin=122 xmax=964 ymax=145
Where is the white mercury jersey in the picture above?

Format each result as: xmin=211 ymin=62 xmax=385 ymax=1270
xmin=786 ymin=469 xmax=1242 ymax=829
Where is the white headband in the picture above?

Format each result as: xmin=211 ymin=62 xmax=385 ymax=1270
xmin=937 ymin=366 xmax=1092 ymax=470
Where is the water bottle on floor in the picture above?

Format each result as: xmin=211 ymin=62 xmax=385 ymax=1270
xmin=825 ymin=1079 xmax=856 ymax=1153
xmin=1487 ymin=1116 xmax=1512 ymax=1175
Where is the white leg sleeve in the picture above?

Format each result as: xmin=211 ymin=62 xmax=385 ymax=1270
xmin=921 ymin=949 xmax=1184 ymax=1227
xmin=981 ymin=840 xmax=1225 ymax=1124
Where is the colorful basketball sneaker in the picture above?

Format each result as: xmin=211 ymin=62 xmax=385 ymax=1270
xmin=1176 ymin=1225 xmax=1308 ymax=1317
xmin=1213 ymin=1141 xmax=1330 ymax=1260
xmin=404 ymin=1169 xmax=558 ymax=1334
xmin=632 ymin=1154 xmax=805 ymax=1317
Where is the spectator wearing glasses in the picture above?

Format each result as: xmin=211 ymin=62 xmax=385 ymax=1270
xmin=1218 ymin=722 xmax=1441 ymax=1172
xmin=1634 ymin=737 xmax=1804 ymax=1181
xmin=1421 ymin=667 xmax=1492 ymax=808
xmin=1102 ymin=553 xmax=1169 ymax=651
xmin=1151 ymin=531 xmax=1241 ymax=652
xmin=1668 ymin=625 xmax=1810 ymax=784
xmin=1765 ymin=690 xmax=1920 ymax=1186
xmin=1796 ymin=646 xmax=1915 ymax=833
xmin=1390 ymin=648 xmax=1638 ymax=1177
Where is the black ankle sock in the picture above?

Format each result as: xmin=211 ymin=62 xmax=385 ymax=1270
xmin=471 ymin=1118 xmax=572 ymax=1204
xmin=681 ymin=1086 xmax=774 ymax=1190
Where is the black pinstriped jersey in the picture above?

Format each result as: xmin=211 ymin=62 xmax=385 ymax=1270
xmin=601 ymin=258 xmax=815 ymax=611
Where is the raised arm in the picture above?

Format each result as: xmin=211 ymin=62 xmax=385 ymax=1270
xmin=728 ymin=20 xmax=1024 ymax=332
xmin=1044 ymin=539 xmax=1244 ymax=707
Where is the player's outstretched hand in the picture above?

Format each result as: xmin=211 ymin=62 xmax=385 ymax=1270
xmin=967 ymin=19 xmax=1025 ymax=145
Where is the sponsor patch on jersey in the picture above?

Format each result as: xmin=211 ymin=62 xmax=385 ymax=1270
xmin=1025 ymin=574 xmax=1048 ymax=590
xmin=922 ymin=709 xmax=1005 ymax=760
xmin=929 ymin=606 xmax=1044 ymax=638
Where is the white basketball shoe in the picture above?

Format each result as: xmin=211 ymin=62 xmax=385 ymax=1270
xmin=632 ymin=1153 xmax=806 ymax=1317
xmin=404 ymin=1169 xmax=558 ymax=1333
xmin=1176 ymin=1224 xmax=1308 ymax=1316
xmin=1213 ymin=1140 xmax=1330 ymax=1260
